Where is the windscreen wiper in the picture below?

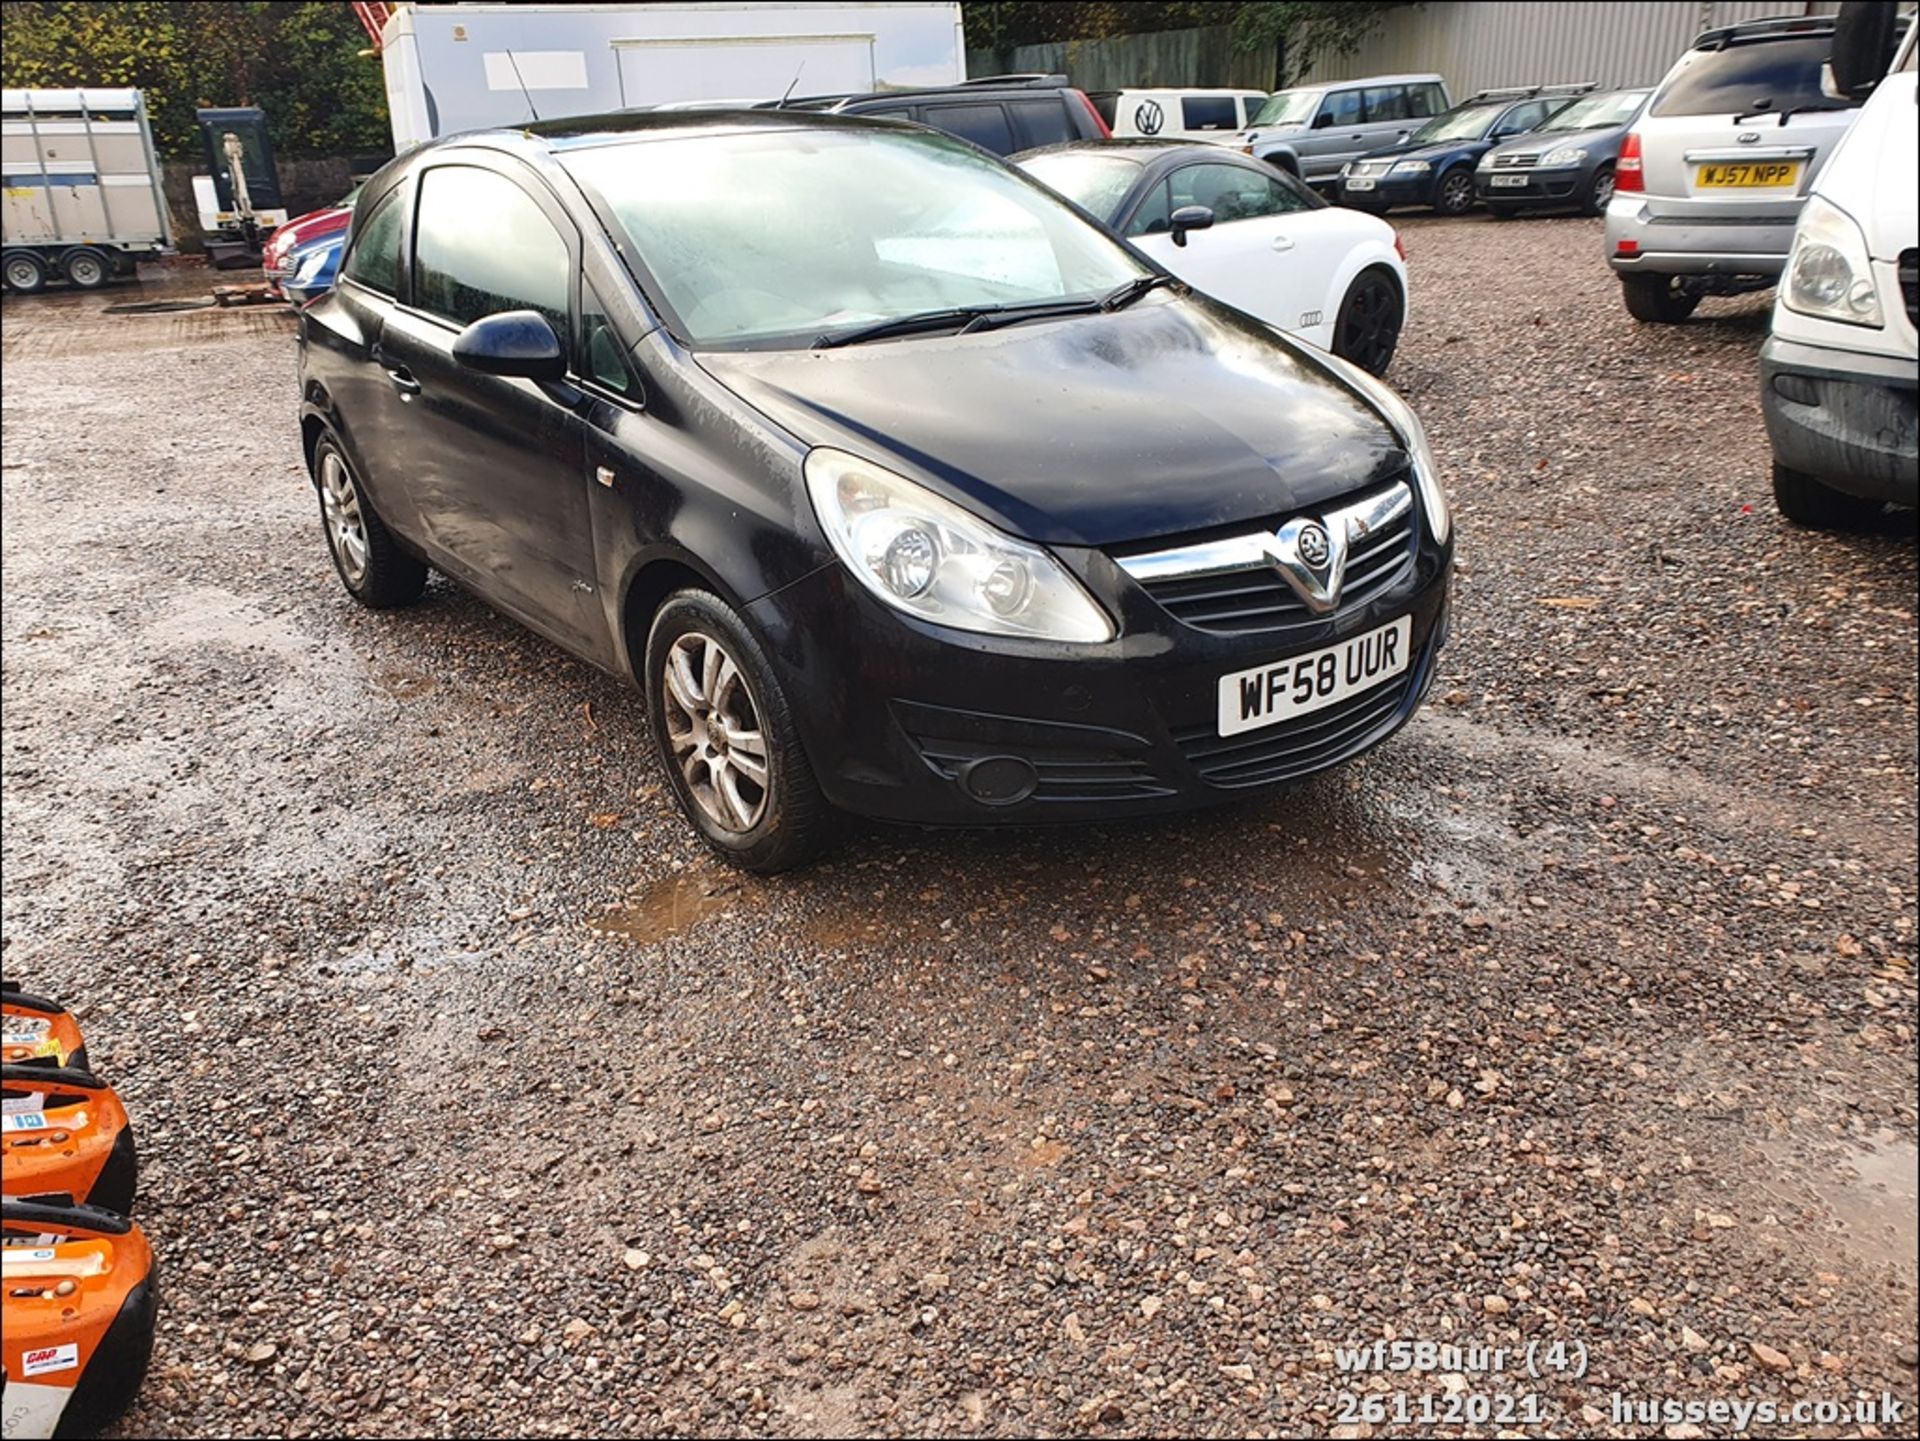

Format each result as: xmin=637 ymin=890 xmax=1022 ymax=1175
xmin=957 ymin=296 xmax=1104 ymax=334
xmin=813 ymin=307 xmax=998 ymax=349
xmin=1098 ymin=273 xmax=1180 ymax=311
xmin=1775 ymin=102 xmax=1851 ymax=122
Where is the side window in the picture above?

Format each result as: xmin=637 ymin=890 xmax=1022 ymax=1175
xmin=1362 ymin=86 xmax=1409 ymax=123
xmin=1125 ymin=180 xmax=1172 ymax=237
xmin=1181 ymin=96 xmax=1239 ymax=132
xmin=1010 ymin=98 xmax=1074 ymax=149
xmin=580 ymin=287 xmax=639 ymax=401
xmin=341 ymin=185 xmax=405 ymax=295
xmin=919 ymin=103 xmax=1015 ymax=154
xmin=1321 ymin=88 xmax=1363 ymax=127
xmin=412 ymin=165 xmax=569 ymax=333
xmin=1407 ymin=83 xmax=1446 ymax=118
xmin=1168 ymin=163 xmax=1290 ymax=223
xmin=1261 ymin=172 xmax=1317 ymax=214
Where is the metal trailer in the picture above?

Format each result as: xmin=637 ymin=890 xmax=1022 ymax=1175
xmin=379 ymin=1 xmax=967 ymax=151
xmin=2 ymin=87 xmax=173 ymax=294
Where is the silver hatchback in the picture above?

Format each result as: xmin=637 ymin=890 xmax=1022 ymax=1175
xmin=1606 ymin=15 xmax=1862 ymax=322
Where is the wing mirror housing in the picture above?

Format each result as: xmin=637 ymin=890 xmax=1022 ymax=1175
xmin=1169 ymin=205 xmax=1215 ymax=247
xmin=451 ymin=310 xmax=567 ymax=382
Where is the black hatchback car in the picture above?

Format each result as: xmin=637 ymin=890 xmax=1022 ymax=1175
xmin=297 ymin=111 xmax=1454 ymax=870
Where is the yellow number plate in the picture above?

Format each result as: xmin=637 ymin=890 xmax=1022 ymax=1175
xmin=1697 ymin=161 xmax=1800 ymax=188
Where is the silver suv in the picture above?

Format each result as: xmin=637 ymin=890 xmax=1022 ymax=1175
xmin=1606 ymin=15 xmax=1863 ymax=322
xmin=1228 ymin=74 xmax=1451 ymax=188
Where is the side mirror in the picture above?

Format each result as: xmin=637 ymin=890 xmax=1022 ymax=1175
xmin=451 ymin=310 xmax=567 ymax=382
xmin=1311 ymin=111 xmax=1334 ymax=129
xmin=1826 ymin=0 xmax=1898 ymax=101
xmin=1169 ymin=205 xmax=1215 ymax=247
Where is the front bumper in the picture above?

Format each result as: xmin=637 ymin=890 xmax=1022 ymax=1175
xmin=1475 ymin=164 xmax=1585 ymax=206
xmin=1604 ymin=197 xmax=1796 ymax=277
xmin=1761 ymin=334 xmax=1919 ymax=504
xmin=748 ymin=528 xmax=1453 ymax=826
xmin=1339 ymin=171 xmax=1434 ymax=209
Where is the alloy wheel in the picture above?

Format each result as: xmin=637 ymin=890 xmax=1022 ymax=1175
xmin=661 ymin=632 xmax=771 ymax=833
xmin=1338 ymin=275 xmax=1403 ymax=376
xmin=319 ymin=451 xmax=370 ymax=585
xmin=1439 ymin=172 xmax=1474 ymax=214
xmin=1592 ymin=171 xmax=1615 ymax=209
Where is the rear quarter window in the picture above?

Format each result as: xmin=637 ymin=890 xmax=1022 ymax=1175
xmin=1651 ymin=34 xmax=1834 ymax=116
xmin=1010 ymin=98 xmax=1074 ymax=149
xmin=1182 ymin=96 xmax=1240 ymax=131
xmin=919 ymin=102 xmax=1016 ymax=154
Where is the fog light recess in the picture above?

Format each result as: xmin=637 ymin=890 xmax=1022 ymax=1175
xmin=957 ymin=755 xmax=1038 ymax=806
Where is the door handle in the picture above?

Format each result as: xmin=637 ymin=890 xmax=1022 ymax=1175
xmin=384 ymin=365 xmax=421 ymax=397
xmin=1270 ymin=235 xmax=1296 ymax=252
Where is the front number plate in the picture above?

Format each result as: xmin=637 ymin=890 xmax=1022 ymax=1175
xmin=1217 ymin=615 xmax=1414 ymax=738
xmin=1697 ymin=161 xmax=1800 ymax=188
xmin=1344 ymin=176 xmax=1376 ymax=191
xmin=1489 ymin=173 xmax=1529 ymax=187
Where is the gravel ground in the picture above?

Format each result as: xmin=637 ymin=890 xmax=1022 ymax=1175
xmin=2 ymin=214 xmax=1915 ymax=1439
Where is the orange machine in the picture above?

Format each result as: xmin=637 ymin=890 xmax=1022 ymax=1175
xmin=1 ymin=986 xmax=88 ymax=1071
xmin=1 ymin=1068 xmax=136 ymax=1215
xmin=2 ymin=1198 xmax=157 ymax=1438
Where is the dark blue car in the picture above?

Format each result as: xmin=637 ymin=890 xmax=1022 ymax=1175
xmin=1337 ymin=86 xmax=1593 ymax=214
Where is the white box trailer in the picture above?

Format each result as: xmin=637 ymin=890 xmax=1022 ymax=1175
xmin=380 ymin=1 xmax=966 ymax=151
xmin=2 ymin=87 xmax=172 ymax=293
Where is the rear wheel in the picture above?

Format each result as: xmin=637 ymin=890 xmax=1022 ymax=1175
xmin=3 ymin=251 xmax=47 ymax=293
xmin=1332 ymin=266 xmax=1405 ymax=377
xmin=312 ymin=434 xmax=427 ymax=608
xmin=61 ymin=247 xmax=112 ymax=289
xmin=1772 ymin=463 xmax=1883 ymax=530
xmin=1434 ymin=167 xmax=1476 ymax=215
xmin=646 ymin=590 xmax=833 ymax=873
xmin=1582 ymin=163 xmax=1616 ymax=217
xmin=1620 ymin=273 xmax=1700 ymax=324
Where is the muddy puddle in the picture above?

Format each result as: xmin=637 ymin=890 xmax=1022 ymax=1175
xmin=589 ymin=871 xmax=740 ymax=943
xmin=1754 ymin=1130 xmax=1919 ymax=1274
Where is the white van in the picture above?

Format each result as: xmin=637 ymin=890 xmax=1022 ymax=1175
xmin=1088 ymin=88 xmax=1269 ymax=142
xmin=1760 ymin=2 xmax=1917 ymax=527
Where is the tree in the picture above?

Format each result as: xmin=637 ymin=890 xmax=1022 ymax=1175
xmin=0 ymin=2 xmax=389 ymax=156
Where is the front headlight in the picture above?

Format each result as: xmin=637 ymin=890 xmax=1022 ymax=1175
xmin=1391 ymin=159 xmax=1430 ymax=175
xmin=1542 ymin=146 xmax=1586 ymax=166
xmin=1295 ymin=351 xmax=1451 ymax=545
xmin=1783 ymin=195 xmax=1883 ymax=328
xmin=803 ymin=448 xmax=1114 ymax=644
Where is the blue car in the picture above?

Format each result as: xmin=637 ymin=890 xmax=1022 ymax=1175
xmin=1338 ymin=86 xmax=1592 ymax=215
xmin=281 ymin=229 xmax=344 ymax=305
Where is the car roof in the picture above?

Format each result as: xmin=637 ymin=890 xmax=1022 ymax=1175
xmin=510 ymin=105 xmax=913 ymax=148
xmin=1284 ymin=73 xmax=1446 ymax=92
xmin=1012 ymin=139 xmax=1281 ymax=178
xmin=779 ymin=76 xmax=1077 ymax=110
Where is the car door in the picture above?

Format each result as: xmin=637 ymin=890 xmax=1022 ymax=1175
xmin=1123 ymin=162 xmax=1304 ymax=331
xmin=1360 ymin=83 xmax=1416 ymax=151
xmin=374 ymin=158 xmax=605 ymax=652
xmin=324 ymin=180 xmax=425 ymax=540
xmin=1297 ymin=87 xmax=1370 ymax=181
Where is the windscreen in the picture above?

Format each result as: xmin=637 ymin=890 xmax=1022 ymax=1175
xmin=1537 ymin=89 xmax=1651 ymax=130
xmin=1249 ymin=89 xmax=1320 ymax=125
xmin=1650 ymin=35 xmax=1834 ymax=116
xmin=563 ymin=127 xmax=1147 ymax=349
xmin=1407 ymin=103 xmax=1504 ymax=143
xmin=1016 ymin=152 xmax=1144 ymax=221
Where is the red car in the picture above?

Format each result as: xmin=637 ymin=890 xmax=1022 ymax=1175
xmin=262 ymin=184 xmax=358 ymax=298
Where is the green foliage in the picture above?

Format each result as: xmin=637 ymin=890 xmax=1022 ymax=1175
xmin=0 ymin=2 xmax=390 ymax=156
xmin=963 ymin=1 xmax=1410 ymax=84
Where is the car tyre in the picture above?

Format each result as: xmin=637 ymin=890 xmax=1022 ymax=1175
xmin=646 ymin=589 xmax=833 ymax=873
xmin=1332 ymin=265 xmax=1405 ymax=377
xmin=3 ymin=251 xmax=48 ymax=293
xmin=312 ymin=433 xmax=427 ymax=608
xmin=62 ymin=247 xmax=112 ymax=289
xmin=1434 ymin=167 xmax=1476 ymax=215
xmin=1771 ymin=463 xmax=1883 ymax=531
xmin=1582 ymin=163 xmax=1617 ymax=217
xmin=1619 ymin=273 xmax=1700 ymax=323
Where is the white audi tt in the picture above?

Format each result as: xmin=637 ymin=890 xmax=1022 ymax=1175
xmin=1017 ymin=139 xmax=1410 ymax=374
